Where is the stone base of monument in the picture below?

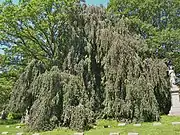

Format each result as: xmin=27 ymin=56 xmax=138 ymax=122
xmin=168 ymin=89 xmax=180 ymax=116
xmin=168 ymin=107 xmax=180 ymax=116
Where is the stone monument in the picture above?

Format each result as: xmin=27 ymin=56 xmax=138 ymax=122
xmin=24 ymin=109 xmax=29 ymax=124
xmin=168 ymin=66 xmax=180 ymax=115
xmin=0 ymin=109 xmax=6 ymax=120
xmin=21 ymin=109 xmax=29 ymax=124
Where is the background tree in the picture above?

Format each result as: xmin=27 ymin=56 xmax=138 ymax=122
xmin=0 ymin=54 xmax=20 ymax=111
xmin=0 ymin=0 xmax=80 ymax=69
xmin=108 ymin=0 xmax=180 ymax=72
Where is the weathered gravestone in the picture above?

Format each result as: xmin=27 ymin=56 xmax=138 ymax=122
xmin=109 ymin=132 xmax=120 ymax=135
xmin=15 ymin=126 xmax=21 ymax=129
xmin=16 ymin=133 xmax=23 ymax=135
xmin=32 ymin=133 xmax=40 ymax=135
xmin=74 ymin=133 xmax=84 ymax=135
xmin=128 ymin=133 xmax=139 ymax=135
xmin=1 ymin=132 xmax=8 ymax=135
xmin=133 ymin=124 xmax=141 ymax=127
xmin=93 ymin=126 xmax=97 ymax=129
xmin=172 ymin=122 xmax=180 ymax=125
xmin=118 ymin=123 xmax=126 ymax=126
xmin=153 ymin=122 xmax=162 ymax=126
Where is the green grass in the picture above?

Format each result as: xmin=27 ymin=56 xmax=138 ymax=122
xmin=1 ymin=116 xmax=180 ymax=135
xmin=0 ymin=120 xmax=24 ymax=135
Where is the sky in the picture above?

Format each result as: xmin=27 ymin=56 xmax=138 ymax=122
xmin=0 ymin=0 xmax=109 ymax=54
xmin=86 ymin=0 xmax=109 ymax=6
xmin=0 ymin=0 xmax=109 ymax=6
xmin=0 ymin=50 xmax=3 ymax=54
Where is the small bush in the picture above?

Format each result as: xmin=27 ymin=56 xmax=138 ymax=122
xmin=7 ymin=112 xmax=22 ymax=120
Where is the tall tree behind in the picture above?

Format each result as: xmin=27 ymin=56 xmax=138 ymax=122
xmin=0 ymin=0 xmax=79 ymax=69
xmin=108 ymin=0 xmax=180 ymax=72
xmin=0 ymin=54 xmax=20 ymax=111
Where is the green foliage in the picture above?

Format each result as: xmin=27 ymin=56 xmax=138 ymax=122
xmin=101 ymin=19 xmax=170 ymax=122
xmin=0 ymin=76 xmax=12 ymax=111
xmin=28 ymin=67 xmax=63 ymax=131
xmin=7 ymin=112 xmax=22 ymax=120
xmin=96 ymin=119 xmax=119 ymax=128
xmin=1 ymin=0 xmax=171 ymax=132
xmin=0 ymin=0 xmax=80 ymax=69
xmin=0 ymin=54 xmax=20 ymax=111
xmin=0 ymin=119 xmax=20 ymax=125
xmin=108 ymin=0 xmax=180 ymax=73
xmin=62 ymin=106 xmax=94 ymax=131
xmin=7 ymin=60 xmax=45 ymax=113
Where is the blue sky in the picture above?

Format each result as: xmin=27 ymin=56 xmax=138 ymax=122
xmin=0 ymin=0 xmax=109 ymax=5
xmin=0 ymin=50 xmax=3 ymax=54
xmin=86 ymin=0 xmax=109 ymax=6
xmin=0 ymin=0 xmax=109 ymax=54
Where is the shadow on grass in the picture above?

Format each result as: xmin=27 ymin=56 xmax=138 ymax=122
xmin=0 ymin=119 xmax=20 ymax=125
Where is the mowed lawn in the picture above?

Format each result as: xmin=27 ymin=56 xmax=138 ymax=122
xmin=1 ymin=116 xmax=180 ymax=135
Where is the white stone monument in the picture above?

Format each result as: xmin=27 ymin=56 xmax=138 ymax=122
xmin=24 ymin=109 xmax=29 ymax=124
xmin=0 ymin=110 xmax=6 ymax=120
xmin=168 ymin=66 xmax=180 ymax=115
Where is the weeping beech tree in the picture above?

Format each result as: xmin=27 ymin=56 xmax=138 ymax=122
xmin=3 ymin=1 xmax=171 ymax=131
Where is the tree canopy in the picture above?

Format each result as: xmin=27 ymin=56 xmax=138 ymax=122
xmin=0 ymin=0 xmax=174 ymax=132
xmin=108 ymin=0 xmax=180 ymax=72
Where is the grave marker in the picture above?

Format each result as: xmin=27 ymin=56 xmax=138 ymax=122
xmin=118 ymin=123 xmax=126 ymax=126
xmin=109 ymin=132 xmax=120 ymax=135
xmin=128 ymin=133 xmax=139 ymax=135
xmin=1 ymin=132 xmax=8 ymax=135
xmin=32 ymin=133 xmax=40 ymax=135
xmin=153 ymin=122 xmax=162 ymax=126
xmin=15 ymin=126 xmax=21 ymax=129
xmin=133 ymin=124 xmax=141 ymax=127
xmin=172 ymin=122 xmax=180 ymax=125
xmin=16 ymin=133 xmax=23 ymax=135
xmin=74 ymin=133 xmax=84 ymax=135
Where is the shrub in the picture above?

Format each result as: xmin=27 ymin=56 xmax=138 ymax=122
xmin=7 ymin=112 xmax=22 ymax=120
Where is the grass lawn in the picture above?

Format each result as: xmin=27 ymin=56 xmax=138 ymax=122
xmin=1 ymin=115 xmax=180 ymax=135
